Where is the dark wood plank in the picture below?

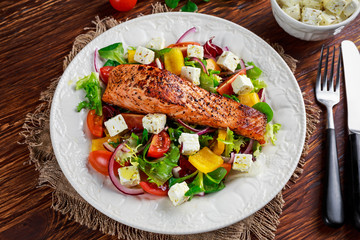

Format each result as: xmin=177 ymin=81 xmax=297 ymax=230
xmin=1 ymin=0 xmax=360 ymax=239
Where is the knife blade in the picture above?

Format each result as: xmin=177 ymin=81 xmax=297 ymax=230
xmin=341 ymin=40 xmax=360 ymax=230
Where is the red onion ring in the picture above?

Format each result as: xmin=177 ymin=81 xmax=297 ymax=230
xmin=155 ymin=58 xmax=162 ymax=69
xmin=228 ymin=152 xmax=236 ymax=164
xmin=176 ymin=119 xmax=214 ymax=134
xmin=172 ymin=166 xmax=181 ymax=178
xmin=196 ymin=192 xmax=205 ymax=197
xmin=188 ymin=57 xmax=208 ymax=75
xmin=218 ymin=66 xmax=253 ymax=76
xmin=94 ymin=48 xmax=100 ymax=73
xmin=196 ymin=127 xmax=216 ymax=136
xmin=246 ymin=65 xmax=254 ymax=70
xmin=203 ymin=54 xmax=216 ymax=61
xmin=108 ymin=143 xmax=144 ymax=195
xmin=258 ymin=88 xmax=266 ymax=102
xmin=239 ymin=59 xmax=246 ymax=70
xmin=177 ymin=119 xmax=200 ymax=132
xmin=176 ymin=27 xmax=196 ymax=44
xmin=103 ymin=142 xmax=115 ymax=152
xmin=242 ymin=139 xmax=254 ymax=154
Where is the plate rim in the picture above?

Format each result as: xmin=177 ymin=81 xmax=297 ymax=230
xmin=50 ymin=12 xmax=306 ymax=235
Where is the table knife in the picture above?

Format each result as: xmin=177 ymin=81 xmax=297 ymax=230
xmin=341 ymin=40 xmax=360 ymax=230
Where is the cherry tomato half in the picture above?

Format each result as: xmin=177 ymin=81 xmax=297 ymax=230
xmin=89 ymin=150 xmax=126 ymax=176
xmin=217 ymin=68 xmax=247 ymax=96
xmin=147 ymin=130 xmax=171 ymax=158
xmin=109 ymin=0 xmax=137 ymax=12
xmin=121 ymin=113 xmax=144 ymax=132
xmin=99 ymin=66 xmax=114 ymax=85
xmin=87 ymin=109 xmax=104 ymax=138
xmin=139 ymin=181 xmax=168 ymax=196
xmin=220 ymin=163 xmax=232 ymax=177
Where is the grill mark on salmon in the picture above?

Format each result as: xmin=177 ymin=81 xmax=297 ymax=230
xmin=102 ymin=64 xmax=267 ymax=144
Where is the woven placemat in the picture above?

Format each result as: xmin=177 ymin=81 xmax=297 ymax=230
xmin=20 ymin=3 xmax=320 ymax=240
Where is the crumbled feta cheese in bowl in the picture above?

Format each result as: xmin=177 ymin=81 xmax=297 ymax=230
xmin=270 ymin=0 xmax=360 ymax=40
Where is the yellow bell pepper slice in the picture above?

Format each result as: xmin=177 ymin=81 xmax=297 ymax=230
xmin=188 ymin=147 xmax=224 ymax=174
xmin=206 ymin=58 xmax=221 ymax=71
xmin=91 ymin=135 xmax=120 ymax=151
xmin=237 ymin=92 xmax=260 ymax=107
xmin=164 ymin=47 xmax=185 ymax=75
xmin=127 ymin=49 xmax=136 ymax=63
xmin=211 ymin=129 xmax=227 ymax=155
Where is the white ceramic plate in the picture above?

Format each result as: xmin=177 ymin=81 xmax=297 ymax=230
xmin=50 ymin=12 xmax=306 ymax=235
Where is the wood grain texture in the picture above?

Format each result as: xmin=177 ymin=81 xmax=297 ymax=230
xmin=1 ymin=0 xmax=359 ymax=239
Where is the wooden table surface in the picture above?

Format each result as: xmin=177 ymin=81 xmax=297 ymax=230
xmin=1 ymin=0 xmax=360 ymax=239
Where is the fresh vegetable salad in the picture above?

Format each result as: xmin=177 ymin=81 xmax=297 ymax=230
xmin=75 ymin=27 xmax=281 ymax=206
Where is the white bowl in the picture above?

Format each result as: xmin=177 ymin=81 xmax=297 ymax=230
xmin=270 ymin=0 xmax=360 ymax=41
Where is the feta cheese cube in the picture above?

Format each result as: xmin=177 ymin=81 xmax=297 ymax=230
xmin=217 ymin=51 xmax=240 ymax=72
xmin=279 ymin=0 xmax=301 ymax=7
xmin=104 ymin=114 xmax=128 ymax=137
xmin=181 ymin=66 xmax=201 ymax=85
xmin=118 ymin=166 xmax=140 ymax=187
xmin=342 ymin=0 xmax=359 ymax=17
xmin=282 ymin=4 xmax=301 ymax=20
xmin=142 ymin=113 xmax=167 ymax=134
xmin=319 ymin=11 xmax=338 ymax=25
xmin=178 ymin=133 xmax=200 ymax=155
xmin=231 ymin=74 xmax=254 ymax=95
xmin=168 ymin=182 xmax=190 ymax=206
xmin=145 ymin=37 xmax=165 ymax=50
xmin=301 ymin=7 xmax=322 ymax=25
xmin=134 ymin=46 xmax=155 ymax=64
xmin=232 ymin=154 xmax=253 ymax=172
xmin=323 ymin=0 xmax=351 ymax=15
xmin=301 ymin=0 xmax=323 ymax=10
xmin=187 ymin=45 xmax=204 ymax=59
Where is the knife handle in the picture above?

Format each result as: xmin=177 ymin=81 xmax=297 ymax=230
xmin=323 ymin=128 xmax=344 ymax=228
xmin=349 ymin=133 xmax=360 ymax=230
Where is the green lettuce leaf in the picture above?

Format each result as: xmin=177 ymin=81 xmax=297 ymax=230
xmin=246 ymin=62 xmax=262 ymax=80
xmin=253 ymin=141 xmax=262 ymax=158
xmin=75 ymin=72 xmax=102 ymax=115
xmin=252 ymin=102 xmax=273 ymax=123
xmin=136 ymin=144 xmax=180 ymax=186
xmin=265 ymin=123 xmax=281 ymax=145
xmin=222 ymin=128 xmax=246 ymax=157
xmin=98 ymin=43 xmax=127 ymax=64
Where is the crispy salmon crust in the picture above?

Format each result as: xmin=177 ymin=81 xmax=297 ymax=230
xmin=102 ymin=64 xmax=267 ymax=144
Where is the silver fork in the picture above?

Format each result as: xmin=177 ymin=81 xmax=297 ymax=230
xmin=315 ymin=45 xmax=344 ymax=228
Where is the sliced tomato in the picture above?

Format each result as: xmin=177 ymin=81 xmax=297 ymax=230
xmin=87 ymin=109 xmax=104 ymax=138
xmin=220 ymin=163 xmax=232 ymax=177
xmin=167 ymin=41 xmax=201 ymax=58
xmin=139 ymin=181 xmax=168 ymax=196
xmin=147 ymin=130 xmax=171 ymax=158
xmin=121 ymin=113 xmax=144 ymax=132
xmin=99 ymin=66 xmax=114 ymax=84
xmin=217 ymin=68 xmax=247 ymax=96
xmin=89 ymin=150 xmax=126 ymax=176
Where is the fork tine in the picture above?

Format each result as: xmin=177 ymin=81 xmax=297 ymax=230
xmin=322 ymin=46 xmax=330 ymax=90
xmin=335 ymin=47 xmax=342 ymax=93
xmin=329 ymin=46 xmax=336 ymax=91
xmin=316 ymin=45 xmax=324 ymax=92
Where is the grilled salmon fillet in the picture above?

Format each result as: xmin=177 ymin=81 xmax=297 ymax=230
xmin=102 ymin=64 xmax=267 ymax=144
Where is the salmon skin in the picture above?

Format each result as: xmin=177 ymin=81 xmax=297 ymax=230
xmin=102 ymin=64 xmax=267 ymax=144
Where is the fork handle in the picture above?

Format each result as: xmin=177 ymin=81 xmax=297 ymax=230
xmin=349 ymin=133 xmax=360 ymax=230
xmin=323 ymin=128 xmax=344 ymax=228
